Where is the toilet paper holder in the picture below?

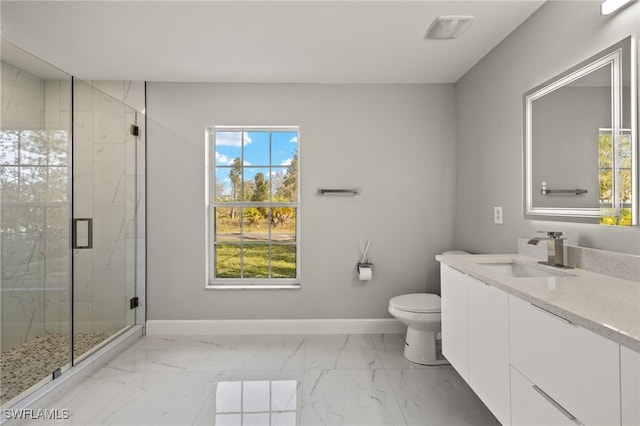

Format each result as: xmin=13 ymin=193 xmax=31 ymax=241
xmin=357 ymin=262 xmax=373 ymax=281
xmin=357 ymin=262 xmax=373 ymax=272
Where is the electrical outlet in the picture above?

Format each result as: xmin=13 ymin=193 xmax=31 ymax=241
xmin=493 ymin=206 xmax=503 ymax=224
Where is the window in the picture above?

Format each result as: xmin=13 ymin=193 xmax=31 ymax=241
xmin=208 ymin=126 xmax=299 ymax=288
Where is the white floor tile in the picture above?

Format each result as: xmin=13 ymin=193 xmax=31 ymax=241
xmin=300 ymin=369 xmax=406 ymax=426
xmin=385 ymin=367 xmax=500 ymax=426
xmin=378 ymin=346 xmax=432 ymax=370
xmin=304 ymin=335 xmax=383 ymax=370
xmin=226 ymin=335 xmax=306 ymax=371
xmin=12 ymin=334 xmax=499 ymax=426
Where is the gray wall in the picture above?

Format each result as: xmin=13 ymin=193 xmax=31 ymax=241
xmin=455 ymin=1 xmax=640 ymax=255
xmin=147 ymin=83 xmax=456 ymax=320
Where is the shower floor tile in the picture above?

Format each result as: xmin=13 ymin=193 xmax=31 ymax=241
xmin=1 ymin=332 xmax=109 ymax=405
xmin=6 ymin=334 xmax=500 ymax=426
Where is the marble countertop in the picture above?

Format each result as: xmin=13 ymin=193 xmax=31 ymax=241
xmin=435 ymin=254 xmax=640 ymax=353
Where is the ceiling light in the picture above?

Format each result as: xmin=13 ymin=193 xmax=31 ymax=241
xmin=601 ymin=0 xmax=636 ymax=15
xmin=425 ymin=16 xmax=474 ymax=40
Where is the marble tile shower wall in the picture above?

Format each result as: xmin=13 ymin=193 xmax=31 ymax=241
xmin=72 ymin=80 xmax=139 ymax=335
xmin=1 ymin=62 xmax=72 ymax=350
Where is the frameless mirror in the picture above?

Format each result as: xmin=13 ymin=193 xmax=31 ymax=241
xmin=524 ymin=37 xmax=637 ymax=226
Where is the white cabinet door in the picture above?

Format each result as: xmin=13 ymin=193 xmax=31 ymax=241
xmin=621 ymin=345 xmax=640 ymax=426
xmin=509 ymin=295 xmax=620 ymax=426
xmin=468 ymin=279 xmax=510 ymax=425
xmin=511 ymin=366 xmax=580 ymax=426
xmin=440 ymin=264 xmax=469 ymax=381
xmin=441 ymin=264 xmax=510 ymax=424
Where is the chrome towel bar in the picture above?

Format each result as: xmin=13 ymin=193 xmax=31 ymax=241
xmin=317 ymin=188 xmax=361 ymax=195
xmin=541 ymin=188 xmax=588 ymax=195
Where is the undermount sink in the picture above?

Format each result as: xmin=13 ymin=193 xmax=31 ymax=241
xmin=478 ymin=261 xmax=575 ymax=278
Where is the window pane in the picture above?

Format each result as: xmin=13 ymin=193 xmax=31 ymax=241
xmin=0 ymin=131 xmax=19 ymax=164
xmin=244 ymin=413 xmax=269 ymax=426
xmin=243 ymin=168 xmax=270 ymax=202
xmin=270 ymin=208 xmax=296 ymax=242
xmin=215 ymin=414 xmax=241 ymax=426
xmin=215 ymin=132 xmax=242 ymax=166
xmin=271 ymin=245 xmax=296 ymax=278
xmin=243 ymin=380 xmax=270 ymax=412
xmin=20 ymin=131 xmax=47 ymax=165
xmin=20 ymin=167 xmax=47 ymax=202
xmin=272 ymin=411 xmax=296 ymax=426
xmin=599 ymin=132 xmax=613 ymax=168
xmin=0 ymin=166 xmax=19 ymax=203
xmin=47 ymin=130 xmax=69 ymax=165
xmin=216 ymin=381 xmax=242 ymax=412
xmin=216 ymin=207 xmax=241 ymax=242
xmin=244 ymin=131 xmax=269 ymax=166
xmin=271 ymin=167 xmax=296 ymax=202
xmin=620 ymin=168 xmax=632 ymax=203
xmin=226 ymin=161 xmax=244 ymax=202
xmin=47 ymin=166 xmax=69 ymax=203
xmin=272 ymin=133 xmax=297 ymax=203
xmin=619 ymin=133 xmax=632 ymax=168
xmin=243 ymin=207 xmax=269 ymax=242
xmin=271 ymin=380 xmax=297 ymax=411
xmin=215 ymin=244 xmax=241 ymax=278
xmin=599 ymin=169 xmax=613 ymax=207
xmin=215 ymin=167 xmax=234 ymax=200
xmin=242 ymin=244 xmax=270 ymax=278
xmin=271 ymin=131 xmax=298 ymax=166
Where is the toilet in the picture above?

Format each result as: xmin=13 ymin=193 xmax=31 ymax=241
xmin=388 ymin=250 xmax=469 ymax=365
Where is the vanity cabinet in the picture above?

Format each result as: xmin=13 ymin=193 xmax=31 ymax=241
xmin=509 ymin=296 xmax=620 ymax=426
xmin=467 ymin=275 xmax=510 ymax=424
xmin=510 ymin=366 xmax=578 ymax=426
xmin=440 ymin=264 xmax=510 ymax=425
xmin=441 ymin=264 xmax=469 ymax=380
xmin=621 ymin=345 xmax=640 ymax=426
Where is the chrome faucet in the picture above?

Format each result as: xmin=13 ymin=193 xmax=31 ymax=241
xmin=527 ymin=231 xmax=572 ymax=268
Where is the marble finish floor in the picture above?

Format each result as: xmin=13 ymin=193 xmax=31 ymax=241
xmin=12 ymin=334 xmax=500 ymax=426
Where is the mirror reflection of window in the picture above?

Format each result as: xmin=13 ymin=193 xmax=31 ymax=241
xmin=215 ymin=380 xmax=298 ymax=426
xmin=599 ymin=129 xmax=633 ymax=226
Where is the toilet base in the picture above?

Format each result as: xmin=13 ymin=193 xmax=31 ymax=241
xmin=403 ymin=328 xmax=450 ymax=366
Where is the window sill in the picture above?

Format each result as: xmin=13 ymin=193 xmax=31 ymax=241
xmin=206 ymin=281 xmax=300 ymax=290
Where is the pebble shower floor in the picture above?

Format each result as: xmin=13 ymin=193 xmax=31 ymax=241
xmin=0 ymin=332 xmax=109 ymax=404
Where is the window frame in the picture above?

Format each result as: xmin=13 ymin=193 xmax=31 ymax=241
xmin=206 ymin=125 xmax=300 ymax=289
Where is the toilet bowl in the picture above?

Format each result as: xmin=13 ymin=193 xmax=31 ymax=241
xmin=388 ymin=293 xmax=448 ymax=365
xmin=388 ymin=250 xmax=469 ymax=365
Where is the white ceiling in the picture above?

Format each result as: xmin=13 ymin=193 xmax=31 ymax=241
xmin=0 ymin=1 xmax=546 ymax=84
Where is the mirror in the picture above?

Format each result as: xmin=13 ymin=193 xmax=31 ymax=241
xmin=524 ymin=37 xmax=637 ymax=226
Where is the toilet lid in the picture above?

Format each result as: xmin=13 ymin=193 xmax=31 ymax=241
xmin=389 ymin=293 xmax=441 ymax=313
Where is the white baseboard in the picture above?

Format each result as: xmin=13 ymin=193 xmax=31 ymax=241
xmin=146 ymin=318 xmax=406 ymax=336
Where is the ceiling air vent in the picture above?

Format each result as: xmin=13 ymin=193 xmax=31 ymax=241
xmin=425 ymin=15 xmax=474 ymax=40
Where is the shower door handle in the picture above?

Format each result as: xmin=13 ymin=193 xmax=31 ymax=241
xmin=73 ymin=218 xmax=93 ymax=249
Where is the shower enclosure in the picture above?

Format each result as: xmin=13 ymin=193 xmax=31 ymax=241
xmin=0 ymin=41 xmax=143 ymax=406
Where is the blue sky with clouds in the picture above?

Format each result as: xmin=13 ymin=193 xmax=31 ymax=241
xmin=214 ymin=130 xmax=297 ymax=198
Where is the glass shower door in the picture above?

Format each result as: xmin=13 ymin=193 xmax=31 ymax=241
xmin=72 ymin=80 xmax=137 ymax=360
xmin=1 ymin=42 xmax=141 ymax=408
xmin=1 ymin=41 xmax=73 ymax=405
